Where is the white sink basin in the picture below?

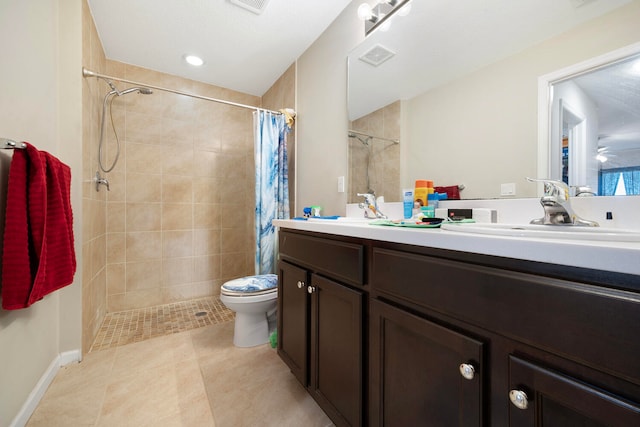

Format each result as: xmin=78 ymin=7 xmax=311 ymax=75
xmin=440 ymin=222 xmax=640 ymax=242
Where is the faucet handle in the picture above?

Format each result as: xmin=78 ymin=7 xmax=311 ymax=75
xmin=356 ymin=192 xmax=376 ymax=204
xmin=526 ymin=177 xmax=569 ymax=200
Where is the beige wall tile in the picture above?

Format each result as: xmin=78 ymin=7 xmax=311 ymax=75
xmin=126 ymin=202 xmax=161 ymax=231
xmin=162 ymin=257 xmax=193 ymax=287
xmin=194 ymin=229 xmax=221 ymax=256
xmin=162 ymin=230 xmax=193 ymax=258
xmin=106 ymin=263 xmax=126 ymax=296
xmin=162 ymin=175 xmax=193 ymax=203
xmin=192 ymin=177 xmax=220 ymax=204
xmin=106 ymin=232 xmax=125 ymax=264
xmin=194 ymin=255 xmax=221 ymax=282
xmin=126 ymin=172 xmax=162 ymax=202
xmin=162 ymin=203 xmax=194 ymax=230
xmin=194 ymin=203 xmax=221 ymax=229
xmin=106 ymin=201 xmax=126 ymax=232
xmin=219 ymin=253 xmax=251 ymax=281
xmin=126 ymin=260 xmax=162 ymax=292
xmin=126 ymin=231 xmax=162 ymax=261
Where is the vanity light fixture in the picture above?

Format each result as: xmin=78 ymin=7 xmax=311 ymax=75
xmin=184 ymin=54 xmax=204 ymax=67
xmin=358 ymin=0 xmax=412 ymax=36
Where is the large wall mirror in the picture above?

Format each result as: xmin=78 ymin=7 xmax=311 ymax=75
xmin=540 ymin=47 xmax=640 ymax=196
xmin=347 ymin=0 xmax=635 ymax=201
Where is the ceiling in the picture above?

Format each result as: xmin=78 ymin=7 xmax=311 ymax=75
xmin=87 ymin=0 xmax=352 ymax=97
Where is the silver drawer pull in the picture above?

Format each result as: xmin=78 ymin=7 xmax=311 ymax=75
xmin=307 ymin=285 xmax=316 ymax=294
xmin=509 ymin=390 xmax=529 ymax=410
xmin=297 ymin=281 xmax=305 ymax=289
xmin=459 ymin=363 xmax=475 ymax=380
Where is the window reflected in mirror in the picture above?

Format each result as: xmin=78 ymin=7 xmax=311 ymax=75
xmin=550 ymin=52 xmax=640 ymax=196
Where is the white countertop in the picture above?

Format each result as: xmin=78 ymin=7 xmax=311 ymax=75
xmin=274 ymin=219 xmax=640 ymax=276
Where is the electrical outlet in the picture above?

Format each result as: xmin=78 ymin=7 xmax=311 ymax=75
xmin=501 ymin=183 xmax=516 ymax=196
xmin=337 ymin=176 xmax=345 ymax=193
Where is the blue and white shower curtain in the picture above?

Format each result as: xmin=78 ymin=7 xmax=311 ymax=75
xmin=254 ymin=110 xmax=290 ymax=275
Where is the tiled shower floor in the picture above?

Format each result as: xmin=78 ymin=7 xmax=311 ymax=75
xmin=90 ymin=296 xmax=234 ymax=352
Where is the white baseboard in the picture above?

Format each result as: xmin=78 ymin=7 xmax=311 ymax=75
xmin=10 ymin=349 xmax=82 ymax=427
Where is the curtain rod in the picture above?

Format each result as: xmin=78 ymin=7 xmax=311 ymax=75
xmin=348 ymin=129 xmax=399 ymax=144
xmin=82 ymin=67 xmax=283 ymax=116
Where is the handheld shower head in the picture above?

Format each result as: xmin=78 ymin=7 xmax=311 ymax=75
xmin=118 ymin=87 xmax=153 ymax=96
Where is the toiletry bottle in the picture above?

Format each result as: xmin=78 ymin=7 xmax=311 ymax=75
xmin=414 ymin=180 xmax=430 ymax=208
xmin=421 ymin=205 xmax=435 ymax=218
xmin=403 ymin=189 xmax=414 ymax=219
xmin=427 ymin=193 xmax=439 ymax=209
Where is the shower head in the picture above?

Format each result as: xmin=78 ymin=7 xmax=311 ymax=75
xmin=118 ymin=87 xmax=153 ymax=96
xmin=348 ymin=133 xmax=371 ymax=146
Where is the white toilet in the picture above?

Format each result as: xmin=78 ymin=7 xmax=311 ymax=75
xmin=219 ymin=274 xmax=278 ymax=347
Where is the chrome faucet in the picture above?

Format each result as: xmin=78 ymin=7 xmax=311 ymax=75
xmin=526 ymin=178 xmax=598 ymax=226
xmin=572 ymin=185 xmax=597 ymax=197
xmin=357 ymin=192 xmax=387 ymax=219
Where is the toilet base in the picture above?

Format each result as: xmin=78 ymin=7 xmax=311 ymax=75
xmin=233 ymin=312 xmax=269 ymax=347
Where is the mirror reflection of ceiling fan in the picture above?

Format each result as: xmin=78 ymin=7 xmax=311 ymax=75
xmin=596 ymin=146 xmax=616 ymax=163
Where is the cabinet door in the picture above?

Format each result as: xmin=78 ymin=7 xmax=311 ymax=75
xmin=277 ymin=261 xmax=309 ymax=386
xmin=508 ymin=356 xmax=640 ymax=426
xmin=309 ymin=274 xmax=363 ymax=427
xmin=370 ymin=299 xmax=484 ymax=427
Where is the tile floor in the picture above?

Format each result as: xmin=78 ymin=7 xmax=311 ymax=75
xmin=27 ymin=314 xmax=334 ymax=426
xmin=90 ymin=296 xmax=234 ymax=351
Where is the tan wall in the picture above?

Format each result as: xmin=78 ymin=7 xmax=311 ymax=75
xmin=0 ymin=0 xmax=83 ymax=423
xmin=296 ymin=1 xmax=363 ymax=216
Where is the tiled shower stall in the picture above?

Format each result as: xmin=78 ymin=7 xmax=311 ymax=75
xmin=81 ymin=0 xmax=294 ymax=353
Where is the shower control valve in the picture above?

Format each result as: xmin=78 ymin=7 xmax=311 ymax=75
xmin=95 ymin=171 xmax=110 ymax=192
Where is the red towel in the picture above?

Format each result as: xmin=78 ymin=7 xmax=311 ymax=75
xmin=1 ymin=142 xmax=76 ymax=310
xmin=434 ymin=185 xmax=461 ymax=200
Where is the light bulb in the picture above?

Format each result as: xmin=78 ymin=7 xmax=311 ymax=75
xmin=357 ymin=3 xmax=373 ymax=20
xmin=184 ymin=55 xmax=204 ymax=67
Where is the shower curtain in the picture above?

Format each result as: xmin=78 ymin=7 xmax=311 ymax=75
xmin=254 ymin=110 xmax=290 ymax=275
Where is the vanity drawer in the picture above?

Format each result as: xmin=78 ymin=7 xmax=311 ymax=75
xmin=371 ymin=247 xmax=640 ymax=384
xmin=279 ymin=230 xmax=364 ymax=286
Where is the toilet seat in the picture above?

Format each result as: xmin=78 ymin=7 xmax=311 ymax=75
xmin=221 ymin=274 xmax=277 ymax=297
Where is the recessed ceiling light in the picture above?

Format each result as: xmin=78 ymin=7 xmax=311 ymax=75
xmin=184 ymin=55 xmax=204 ymax=67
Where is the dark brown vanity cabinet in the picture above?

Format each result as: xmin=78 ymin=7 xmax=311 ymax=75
xmin=369 ymin=299 xmax=484 ymax=426
xmin=370 ymin=245 xmax=640 ymax=426
xmin=277 ymin=230 xmax=365 ymax=427
xmin=277 ymin=229 xmax=640 ymax=426
xmin=508 ymin=356 xmax=640 ymax=426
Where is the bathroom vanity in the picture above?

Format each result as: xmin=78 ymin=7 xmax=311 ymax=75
xmin=275 ymin=220 xmax=640 ymax=426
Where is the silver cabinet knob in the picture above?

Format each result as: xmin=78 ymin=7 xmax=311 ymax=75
xmin=459 ymin=363 xmax=475 ymax=380
xmin=509 ymin=390 xmax=529 ymax=410
xmin=307 ymin=286 xmax=316 ymax=294
xmin=297 ymin=281 xmax=305 ymax=289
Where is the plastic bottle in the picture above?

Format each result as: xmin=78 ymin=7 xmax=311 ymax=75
xmin=414 ymin=180 xmax=432 ymax=208
xmin=427 ymin=193 xmax=439 ymax=210
xmin=402 ymin=188 xmax=414 ymax=219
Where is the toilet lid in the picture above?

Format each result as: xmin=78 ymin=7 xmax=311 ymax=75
xmin=221 ymin=274 xmax=278 ymax=296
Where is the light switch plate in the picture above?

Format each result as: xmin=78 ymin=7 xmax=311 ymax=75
xmin=337 ymin=176 xmax=345 ymax=193
xmin=501 ymin=182 xmax=516 ymax=196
